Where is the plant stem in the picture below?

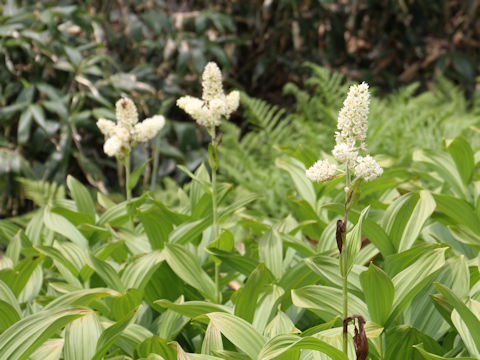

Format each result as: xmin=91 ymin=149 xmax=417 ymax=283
xmin=342 ymin=164 xmax=352 ymax=355
xmin=211 ymin=129 xmax=220 ymax=303
xmin=125 ymin=154 xmax=132 ymax=201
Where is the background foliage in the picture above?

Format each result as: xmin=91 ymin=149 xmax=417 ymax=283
xmin=1 ymin=2 xmax=480 ymax=359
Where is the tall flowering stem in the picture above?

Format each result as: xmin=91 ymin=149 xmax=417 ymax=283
xmin=177 ymin=62 xmax=240 ymax=303
xmin=306 ymin=82 xmax=382 ymax=357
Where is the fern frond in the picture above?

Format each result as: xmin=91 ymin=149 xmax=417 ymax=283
xmin=16 ymin=177 xmax=65 ymax=207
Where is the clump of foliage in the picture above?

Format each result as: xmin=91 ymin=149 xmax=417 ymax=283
xmin=1 ymin=58 xmax=480 ymax=360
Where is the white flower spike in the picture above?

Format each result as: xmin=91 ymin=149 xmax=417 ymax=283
xmin=177 ymin=62 xmax=239 ymax=136
xmin=97 ymin=97 xmax=165 ymax=158
xmin=306 ymin=82 xmax=383 ymax=184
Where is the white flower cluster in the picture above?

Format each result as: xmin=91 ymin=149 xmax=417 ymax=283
xmin=306 ymin=160 xmax=337 ymax=182
xmin=354 ymin=155 xmax=383 ymax=182
xmin=306 ymin=82 xmax=383 ymax=183
xmin=97 ymin=98 xmax=165 ymax=158
xmin=335 ymin=82 xmax=370 ymax=150
xmin=176 ymin=62 xmax=239 ymax=135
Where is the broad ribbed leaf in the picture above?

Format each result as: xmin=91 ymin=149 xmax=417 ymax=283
xmin=387 ymin=247 xmax=446 ymax=326
xmin=258 ymin=230 xmax=283 ymax=279
xmin=414 ymin=344 xmax=477 ymax=360
xmin=0 ymin=307 xmax=89 ymax=360
xmin=276 ymin=157 xmax=316 ymax=208
xmin=121 ymin=250 xmax=164 ymax=290
xmin=64 ymin=312 xmax=103 ymax=360
xmin=44 ymin=207 xmax=88 ymax=248
xmin=435 ymin=283 xmax=480 ymax=353
xmin=258 ymin=334 xmax=348 ymax=360
xmin=292 ymin=285 xmax=368 ymax=321
xmin=45 ymin=288 xmax=120 ymax=309
xmin=360 ymin=263 xmax=394 ymax=325
xmin=92 ymin=306 xmax=140 ymax=360
xmin=206 ymin=312 xmax=266 ymax=359
xmin=340 ymin=206 xmax=369 ymax=276
xmin=382 ymin=191 xmax=435 ymax=252
xmin=67 ymin=175 xmax=96 ymax=220
xmin=154 ymin=300 xmax=231 ymax=320
xmin=163 ymin=244 xmax=216 ymax=301
xmin=234 ymin=263 xmax=272 ymax=323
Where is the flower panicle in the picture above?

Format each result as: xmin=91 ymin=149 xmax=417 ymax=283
xmin=96 ymin=97 xmax=165 ymax=158
xmin=306 ymin=82 xmax=383 ymax=183
xmin=176 ymin=62 xmax=240 ymax=136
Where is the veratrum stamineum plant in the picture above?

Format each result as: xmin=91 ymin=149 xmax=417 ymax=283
xmin=177 ymin=62 xmax=240 ymax=302
xmin=306 ymin=82 xmax=382 ymax=358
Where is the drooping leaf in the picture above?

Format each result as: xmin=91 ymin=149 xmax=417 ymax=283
xmin=0 ymin=307 xmax=90 ymax=360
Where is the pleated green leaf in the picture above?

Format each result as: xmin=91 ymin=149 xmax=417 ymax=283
xmin=64 ymin=312 xmax=103 ymax=360
xmin=44 ymin=206 xmax=88 ymax=248
xmin=206 ymin=312 xmax=266 ymax=359
xmin=92 ymin=306 xmax=140 ymax=360
xmin=258 ymin=334 xmax=348 ymax=360
xmin=121 ymin=250 xmax=164 ymax=290
xmin=154 ymin=300 xmax=232 ymax=320
xmin=163 ymin=244 xmax=216 ymax=302
xmin=0 ymin=307 xmax=90 ymax=360
xmin=360 ymin=262 xmax=395 ymax=325
xmin=414 ymin=344 xmax=477 ymax=360
xmin=67 ymin=175 xmax=96 ymax=221
xmin=292 ymin=285 xmax=368 ymax=321
xmin=382 ymin=191 xmax=435 ymax=252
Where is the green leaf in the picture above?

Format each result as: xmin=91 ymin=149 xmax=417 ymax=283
xmin=386 ymin=247 xmax=446 ymax=326
xmin=17 ymin=107 xmax=33 ymax=144
xmin=446 ymin=136 xmax=475 ymax=185
xmin=128 ymin=160 xmax=151 ymax=191
xmin=44 ymin=206 xmax=88 ymax=248
xmin=163 ymin=244 xmax=216 ymax=301
xmin=154 ymin=300 xmax=231 ymax=320
xmin=258 ymin=335 xmax=348 ymax=360
xmin=64 ymin=312 xmax=103 ymax=360
xmin=433 ymin=193 xmax=480 ymax=233
xmin=0 ymin=299 xmax=21 ymax=332
xmin=414 ymin=344 xmax=477 ymax=360
xmin=157 ymin=296 xmax=189 ymax=340
xmin=435 ymin=282 xmax=480 ymax=353
xmin=208 ymin=143 xmax=219 ymax=172
xmin=341 ymin=206 xmax=369 ymax=276
xmin=205 ymin=248 xmax=258 ymax=276
xmin=121 ymin=250 xmax=164 ymax=290
xmin=206 ymin=312 xmax=266 ymax=359
xmin=111 ymin=288 xmax=143 ymax=321
xmin=135 ymin=336 xmax=176 ymax=360
xmin=382 ymin=191 xmax=435 ymax=252
xmin=202 ymin=321 xmax=223 ymax=355
xmin=413 ymin=149 xmax=467 ymax=199
xmin=259 ymin=229 xmax=283 ymax=279
xmin=0 ymin=280 xmax=21 ymax=315
xmin=0 ymin=255 xmax=43 ymax=297
xmin=67 ymin=175 xmax=96 ymax=220
xmin=30 ymin=103 xmax=48 ymax=131
xmin=29 ymin=339 xmax=64 ymax=360
xmin=0 ymin=307 xmax=90 ymax=360
xmin=45 ymin=288 xmax=121 ymax=310
xmin=276 ymin=157 xmax=316 ymax=208
xmin=360 ymin=263 xmax=394 ymax=325
xmin=138 ymin=207 xmax=173 ymax=250
xmin=92 ymin=306 xmax=140 ymax=360
xmin=234 ymin=263 xmax=272 ymax=323
xmin=292 ymin=285 xmax=368 ymax=321
xmin=88 ymin=253 xmax=124 ymax=292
